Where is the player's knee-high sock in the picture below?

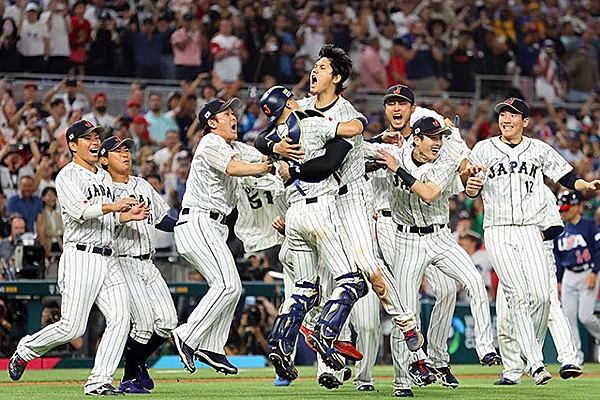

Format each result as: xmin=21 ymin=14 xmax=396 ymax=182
xmin=123 ymin=336 xmax=146 ymax=381
xmin=140 ymin=332 xmax=168 ymax=365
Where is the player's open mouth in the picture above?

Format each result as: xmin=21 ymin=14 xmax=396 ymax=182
xmin=392 ymin=113 xmax=403 ymax=124
xmin=310 ymin=75 xmax=318 ymax=86
xmin=90 ymin=148 xmax=98 ymax=155
xmin=431 ymin=146 xmax=440 ymax=155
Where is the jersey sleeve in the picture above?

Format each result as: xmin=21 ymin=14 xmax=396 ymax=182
xmin=540 ymin=141 xmax=574 ymax=182
xmin=55 ymin=167 xmax=93 ymax=222
xmin=234 ymin=141 xmax=264 ymax=163
xmin=444 ymin=126 xmax=470 ymax=162
xmin=541 ymin=186 xmax=563 ymax=230
xmin=202 ymin=135 xmax=236 ymax=173
xmin=587 ymin=221 xmax=600 ymax=274
xmin=467 ymin=141 xmax=485 ymax=167
xmin=426 ymin=154 xmax=459 ymax=191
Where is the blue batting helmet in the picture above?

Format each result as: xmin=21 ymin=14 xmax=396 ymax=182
xmin=259 ymin=86 xmax=293 ymax=123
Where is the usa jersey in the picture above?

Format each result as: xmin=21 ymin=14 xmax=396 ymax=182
xmin=553 ymin=217 xmax=600 ymax=282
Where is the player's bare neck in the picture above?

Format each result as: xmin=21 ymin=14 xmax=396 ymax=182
xmin=500 ymin=135 xmax=523 ymax=146
xmin=412 ymin=150 xmax=427 ymax=166
xmin=568 ymin=214 xmax=582 ymax=224
xmin=111 ymin=172 xmax=129 ymax=183
xmin=315 ymin=90 xmax=338 ymax=109
xmin=74 ymin=157 xmax=97 ymax=173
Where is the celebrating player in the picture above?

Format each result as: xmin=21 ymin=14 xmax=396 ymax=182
xmin=465 ymin=97 xmax=600 ymax=384
xmin=8 ymin=120 xmax=148 ymax=395
xmin=170 ymin=98 xmax=272 ymax=375
xmin=98 ymin=136 xmax=179 ymax=394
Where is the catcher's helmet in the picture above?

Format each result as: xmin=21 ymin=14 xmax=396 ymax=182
xmin=259 ymin=86 xmax=293 ymax=123
xmin=557 ymin=190 xmax=581 ymax=211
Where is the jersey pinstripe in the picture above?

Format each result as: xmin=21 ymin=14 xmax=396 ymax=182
xmin=55 ymin=162 xmax=115 ymax=247
xmin=297 ymin=96 xmax=363 ymax=186
xmin=468 ymin=137 xmax=572 ymax=228
xmin=181 ymin=134 xmax=264 ymax=215
xmin=235 ymin=174 xmax=284 ymax=253
xmin=112 ymin=177 xmax=170 ymax=257
xmin=389 ymin=145 xmax=459 ymax=226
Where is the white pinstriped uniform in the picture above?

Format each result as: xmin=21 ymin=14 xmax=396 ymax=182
xmin=173 ymin=133 xmax=264 ymax=353
xmin=387 ymin=145 xmax=495 ymax=391
xmin=496 ymin=186 xmax=580 ymax=382
xmin=16 ymin=162 xmax=130 ymax=394
xmin=469 ymin=136 xmax=573 ymax=374
xmin=113 ymin=177 xmax=178 ymax=343
xmin=297 ymin=96 xmax=391 ymax=387
xmin=235 ymin=174 xmax=284 ymax=253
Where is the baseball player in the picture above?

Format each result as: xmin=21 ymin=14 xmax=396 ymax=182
xmin=377 ymin=116 xmax=500 ymax=397
xmin=255 ymin=85 xmax=368 ymax=382
xmin=554 ymin=191 xmax=600 ymax=365
xmin=98 ymin=136 xmax=179 ymax=394
xmin=273 ymin=45 xmax=421 ymax=390
xmin=465 ymin=97 xmax=600 ymax=384
xmin=495 ymin=186 xmax=582 ymax=385
xmin=8 ymin=120 xmax=148 ymax=395
xmin=170 ymin=98 xmax=273 ymax=375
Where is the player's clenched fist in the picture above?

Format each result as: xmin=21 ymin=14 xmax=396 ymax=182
xmin=465 ymin=175 xmax=483 ymax=198
xmin=111 ymin=197 xmax=139 ymax=212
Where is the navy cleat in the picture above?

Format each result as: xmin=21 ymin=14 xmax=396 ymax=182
xmin=433 ymin=366 xmax=459 ymax=388
xmin=559 ymin=364 xmax=583 ymax=379
xmin=118 ymin=379 xmax=150 ymax=394
xmin=8 ymin=353 xmax=27 ymax=381
xmin=136 ymin=364 xmax=154 ymax=390
xmin=493 ymin=377 xmax=518 ymax=385
xmin=195 ymin=349 xmax=238 ymax=375
xmin=408 ymin=360 xmax=436 ymax=387
xmin=308 ymin=331 xmax=345 ymax=371
xmin=268 ymin=344 xmax=297 ymax=381
xmin=394 ymin=388 xmax=414 ymax=397
xmin=171 ymin=331 xmax=196 ymax=373
xmin=318 ymin=372 xmax=342 ymax=390
xmin=480 ymin=352 xmax=502 ymax=366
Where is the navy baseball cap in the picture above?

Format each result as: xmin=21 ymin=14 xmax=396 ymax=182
xmin=383 ymin=85 xmax=414 ymax=105
xmin=198 ymin=97 xmax=241 ymax=129
xmin=66 ymin=120 xmax=104 ymax=143
xmin=412 ymin=116 xmax=451 ymax=136
xmin=99 ymin=136 xmax=134 ymax=158
xmin=494 ymin=97 xmax=530 ymax=118
xmin=260 ymin=85 xmax=293 ymax=123
xmin=557 ymin=191 xmax=582 ymax=211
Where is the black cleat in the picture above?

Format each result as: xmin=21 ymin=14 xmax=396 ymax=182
xmin=559 ymin=364 xmax=583 ymax=379
xmin=408 ymin=360 xmax=436 ymax=387
xmin=343 ymin=366 xmax=351 ymax=381
xmin=394 ymin=388 xmax=414 ymax=397
xmin=8 ymin=353 xmax=27 ymax=381
xmin=308 ymin=332 xmax=345 ymax=371
xmin=357 ymin=384 xmax=375 ymax=391
xmin=480 ymin=352 xmax=502 ymax=366
xmin=194 ymin=349 xmax=238 ymax=375
xmin=171 ymin=331 xmax=196 ymax=373
xmin=136 ymin=364 xmax=154 ymax=390
xmin=493 ymin=377 xmax=518 ymax=385
xmin=268 ymin=345 xmax=297 ymax=381
xmin=433 ymin=366 xmax=459 ymax=388
xmin=85 ymin=383 xmax=124 ymax=396
xmin=318 ymin=372 xmax=342 ymax=390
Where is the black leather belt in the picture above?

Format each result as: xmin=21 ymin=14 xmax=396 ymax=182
xmin=568 ymin=264 xmax=591 ymax=273
xmin=209 ymin=211 xmax=227 ymax=224
xmin=119 ymin=253 xmax=152 ymax=260
xmin=381 ymin=210 xmax=392 ymax=217
xmin=338 ymin=185 xmax=348 ymax=196
xmin=306 ymin=197 xmax=318 ymax=204
xmin=181 ymin=208 xmax=190 ymax=215
xmin=76 ymin=244 xmax=113 ymax=257
xmin=397 ymin=224 xmax=445 ymax=235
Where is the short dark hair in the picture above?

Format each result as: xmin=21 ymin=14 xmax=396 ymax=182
xmin=41 ymin=186 xmax=57 ymax=197
xmin=146 ymin=173 xmax=162 ymax=182
xmin=318 ymin=44 xmax=352 ymax=95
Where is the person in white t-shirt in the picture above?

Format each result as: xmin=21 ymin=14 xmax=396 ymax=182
xmin=17 ymin=3 xmax=49 ymax=73
xmin=209 ymin=18 xmax=247 ymax=84
xmin=39 ymin=0 xmax=70 ymax=74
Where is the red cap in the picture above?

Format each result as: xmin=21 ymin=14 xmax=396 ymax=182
xmin=93 ymin=93 xmax=107 ymax=103
xmin=127 ymin=100 xmax=141 ymax=108
xmin=132 ymin=114 xmax=150 ymax=125
xmin=23 ymin=81 xmax=38 ymax=90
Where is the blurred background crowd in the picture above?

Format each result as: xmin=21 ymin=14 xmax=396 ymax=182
xmin=2 ymin=0 xmax=600 ymax=363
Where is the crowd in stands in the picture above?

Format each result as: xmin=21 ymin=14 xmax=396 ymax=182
xmin=2 ymin=0 xmax=600 ymax=358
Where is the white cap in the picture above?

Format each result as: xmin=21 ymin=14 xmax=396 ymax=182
xmin=25 ymin=3 xmax=38 ymax=12
xmin=410 ymin=106 xmax=445 ymax=128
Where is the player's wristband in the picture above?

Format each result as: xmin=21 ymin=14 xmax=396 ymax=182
xmin=355 ymin=116 xmax=368 ymax=131
xmin=465 ymin=189 xmax=481 ymax=199
xmin=289 ymin=164 xmax=301 ymax=180
xmin=82 ymin=204 xmax=104 ymax=220
xmin=395 ymin=167 xmax=416 ymax=188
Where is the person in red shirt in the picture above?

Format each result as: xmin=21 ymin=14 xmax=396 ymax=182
xmin=69 ymin=1 xmax=91 ymax=76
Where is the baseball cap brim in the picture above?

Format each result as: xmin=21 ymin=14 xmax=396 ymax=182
xmin=417 ymin=126 xmax=452 ymax=136
xmin=99 ymin=138 xmax=134 ymax=157
xmin=383 ymin=93 xmax=414 ymax=104
xmin=559 ymin=204 xmax=575 ymax=211
xmin=493 ymin=102 xmax=528 ymax=117
xmin=69 ymin=125 xmax=105 ymax=142
xmin=216 ymin=97 xmax=241 ymax=114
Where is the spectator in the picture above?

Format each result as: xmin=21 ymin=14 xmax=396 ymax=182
xmin=86 ymin=11 xmax=120 ymax=77
xmin=144 ymin=93 xmax=179 ymax=143
xmin=0 ymin=145 xmax=34 ymax=198
xmin=45 ymin=98 xmax=67 ymax=140
xmin=210 ymin=18 xmax=247 ymax=84
xmin=272 ymin=14 xmax=298 ymax=84
xmin=130 ymin=114 xmax=154 ymax=148
xmin=328 ymin=12 xmax=352 ymax=55
xmin=296 ymin=11 xmax=325 ymax=62
xmin=157 ymin=11 xmax=176 ymax=80
xmin=0 ymin=214 xmax=26 ymax=278
xmin=0 ymin=193 xmax=8 ymax=239
xmin=171 ymin=13 xmax=204 ymax=81
xmin=0 ymin=298 xmax=12 ymax=351
xmin=82 ymin=93 xmax=116 ymax=133
xmin=534 ymin=39 xmax=566 ymax=103
xmin=69 ymin=1 xmax=92 ymax=76
xmin=36 ymin=186 xmax=62 ymax=257
xmin=132 ymin=17 xmax=165 ymax=79
xmin=163 ymin=153 xmax=190 ymax=210
xmin=33 ymin=156 xmax=57 ymax=198
xmin=445 ymin=31 xmax=478 ymax=93
xmin=253 ymin=33 xmax=281 ymax=83
xmin=124 ymin=99 xmax=142 ymax=119
xmin=566 ymin=41 xmax=598 ymax=102
xmin=1 ymin=95 xmax=18 ymax=142
xmin=146 ymin=173 xmax=176 ymax=254
xmin=17 ymin=2 xmax=49 ymax=73
xmin=400 ymin=19 xmax=442 ymax=92
xmin=240 ymin=4 xmax=269 ymax=83
xmin=40 ymin=0 xmax=70 ymax=74
xmin=174 ymin=93 xmax=197 ymax=144
xmin=387 ymin=38 xmax=410 ymax=87
xmin=6 ymin=176 xmax=43 ymax=233
xmin=44 ymin=77 xmax=92 ymax=116
xmin=0 ymin=14 xmax=19 ymax=73
xmin=458 ymin=230 xmax=494 ymax=300
xmin=360 ymin=36 xmax=387 ymax=91
xmin=17 ymin=81 xmax=42 ymax=110
xmin=152 ymin=130 xmax=181 ymax=174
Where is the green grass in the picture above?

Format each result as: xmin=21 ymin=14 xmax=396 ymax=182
xmin=2 ymin=364 xmax=600 ymax=399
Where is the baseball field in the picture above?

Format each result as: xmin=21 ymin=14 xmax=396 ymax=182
xmin=2 ymin=363 xmax=600 ymax=399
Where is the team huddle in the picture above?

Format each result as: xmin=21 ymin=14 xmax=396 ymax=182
xmin=7 ymin=44 xmax=600 ymax=397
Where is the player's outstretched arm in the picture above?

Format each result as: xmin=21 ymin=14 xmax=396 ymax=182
xmin=226 ymin=156 xmax=273 ymax=177
xmin=280 ymin=139 xmax=352 ymax=183
xmin=335 ymin=115 xmax=368 ymax=138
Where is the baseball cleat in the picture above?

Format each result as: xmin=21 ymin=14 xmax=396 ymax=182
xmin=357 ymin=384 xmax=375 ymax=391
xmin=532 ymin=367 xmax=552 ymax=385
xmin=118 ymin=379 xmax=150 ymax=394
xmin=84 ymin=383 xmax=124 ymax=396
xmin=559 ymin=364 xmax=583 ymax=379
xmin=432 ymin=366 xmax=459 ymax=388
xmin=408 ymin=360 xmax=436 ymax=387
xmin=268 ymin=347 xmax=298 ymax=381
xmin=171 ymin=331 xmax=196 ymax=373
xmin=480 ymin=352 xmax=502 ymax=366
xmin=393 ymin=388 xmax=414 ymax=397
xmin=274 ymin=375 xmax=291 ymax=386
xmin=195 ymin=349 xmax=238 ymax=375
xmin=300 ymin=326 xmax=363 ymax=361
xmin=136 ymin=364 xmax=154 ymax=390
xmin=318 ymin=372 xmax=342 ymax=390
xmin=403 ymin=327 xmax=424 ymax=352
xmin=343 ymin=366 xmax=352 ymax=381
xmin=493 ymin=377 xmax=518 ymax=385
xmin=8 ymin=353 xmax=28 ymax=381
xmin=308 ymin=331 xmax=345 ymax=371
